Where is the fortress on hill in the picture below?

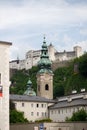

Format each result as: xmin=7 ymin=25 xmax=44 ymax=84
xmin=10 ymin=38 xmax=82 ymax=70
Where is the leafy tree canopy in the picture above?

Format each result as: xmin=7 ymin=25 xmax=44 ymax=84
xmin=79 ymin=53 xmax=87 ymax=77
xmin=10 ymin=110 xmax=29 ymax=123
xmin=66 ymin=109 xmax=87 ymax=121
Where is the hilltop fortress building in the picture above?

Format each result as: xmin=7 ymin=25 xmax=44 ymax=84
xmin=10 ymin=41 xmax=82 ymax=70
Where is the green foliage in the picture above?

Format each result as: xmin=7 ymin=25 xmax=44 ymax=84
xmin=66 ymin=109 xmax=87 ymax=121
xmin=35 ymin=118 xmax=52 ymax=123
xmin=10 ymin=101 xmax=29 ymax=123
xmin=10 ymin=53 xmax=87 ymax=97
xmin=10 ymin=101 xmax=15 ymax=110
xmin=79 ymin=53 xmax=87 ymax=77
xmin=10 ymin=66 xmax=38 ymax=94
xmin=10 ymin=110 xmax=29 ymax=123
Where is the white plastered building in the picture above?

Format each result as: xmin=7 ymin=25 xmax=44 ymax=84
xmin=0 ymin=41 xmax=12 ymax=130
xmin=49 ymin=92 xmax=87 ymax=122
xmin=10 ymin=94 xmax=55 ymax=122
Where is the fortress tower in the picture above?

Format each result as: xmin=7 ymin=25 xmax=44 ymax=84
xmin=36 ymin=37 xmax=53 ymax=99
xmin=74 ymin=46 xmax=82 ymax=57
xmin=48 ymin=43 xmax=56 ymax=61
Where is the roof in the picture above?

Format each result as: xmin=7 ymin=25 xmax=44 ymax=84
xmin=0 ymin=41 xmax=12 ymax=45
xmin=10 ymin=94 xmax=55 ymax=103
xmin=49 ymin=98 xmax=87 ymax=109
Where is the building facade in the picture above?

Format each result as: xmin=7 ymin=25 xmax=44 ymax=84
xmin=0 ymin=41 xmax=12 ymax=130
xmin=10 ymin=92 xmax=87 ymax=122
xmin=9 ymin=42 xmax=82 ymax=70
xmin=49 ymin=92 xmax=87 ymax=122
xmin=10 ymin=94 xmax=55 ymax=122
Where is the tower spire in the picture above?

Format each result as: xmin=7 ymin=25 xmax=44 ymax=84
xmin=38 ymin=36 xmax=52 ymax=73
xmin=37 ymin=37 xmax=53 ymax=99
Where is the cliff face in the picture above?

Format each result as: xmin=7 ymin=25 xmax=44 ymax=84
xmin=52 ymin=60 xmax=71 ymax=71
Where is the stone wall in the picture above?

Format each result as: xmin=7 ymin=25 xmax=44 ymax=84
xmin=10 ymin=122 xmax=87 ymax=130
xmin=52 ymin=60 xmax=71 ymax=71
xmin=10 ymin=123 xmax=39 ymax=130
xmin=44 ymin=122 xmax=87 ymax=130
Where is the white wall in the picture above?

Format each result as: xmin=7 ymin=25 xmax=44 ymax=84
xmin=0 ymin=42 xmax=12 ymax=130
xmin=13 ymin=100 xmax=53 ymax=122
xmin=49 ymin=106 xmax=87 ymax=122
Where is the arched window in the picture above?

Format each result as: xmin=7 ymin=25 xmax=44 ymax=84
xmin=45 ymin=84 xmax=49 ymax=90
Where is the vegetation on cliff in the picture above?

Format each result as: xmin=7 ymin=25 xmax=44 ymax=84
xmin=10 ymin=53 xmax=87 ymax=98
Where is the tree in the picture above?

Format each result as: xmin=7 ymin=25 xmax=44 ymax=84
xmin=10 ymin=100 xmax=15 ymax=110
xmin=10 ymin=101 xmax=29 ymax=123
xmin=10 ymin=110 xmax=29 ymax=123
xmin=79 ymin=53 xmax=87 ymax=77
xmin=66 ymin=109 xmax=87 ymax=121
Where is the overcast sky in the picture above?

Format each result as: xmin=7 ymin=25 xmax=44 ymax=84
xmin=0 ymin=0 xmax=87 ymax=60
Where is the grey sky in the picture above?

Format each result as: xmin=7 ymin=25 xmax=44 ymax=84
xmin=0 ymin=0 xmax=87 ymax=60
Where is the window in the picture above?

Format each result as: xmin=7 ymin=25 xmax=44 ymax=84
xmin=51 ymin=110 xmax=53 ymax=114
xmin=62 ymin=109 xmax=63 ymax=114
xmin=45 ymin=104 xmax=46 ymax=107
xmin=22 ymin=103 xmax=24 ymax=107
xmin=45 ymin=112 xmax=46 ymax=117
xmin=31 ymin=104 xmax=33 ymax=107
xmin=37 ymin=104 xmax=39 ymax=107
xmin=58 ymin=110 xmax=60 ymax=114
xmin=37 ymin=112 xmax=39 ymax=116
xmin=45 ymin=84 xmax=49 ymax=90
xmin=69 ymin=108 xmax=71 ymax=112
xmin=42 ymin=112 xmax=44 ymax=116
xmin=41 ymin=104 xmax=43 ymax=108
xmin=31 ymin=112 xmax=34 ymax=116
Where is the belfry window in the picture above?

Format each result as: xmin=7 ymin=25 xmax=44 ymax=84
xmin=45 ymin=84 xmax=49 ymax=90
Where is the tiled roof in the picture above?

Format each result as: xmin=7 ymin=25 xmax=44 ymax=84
xmin=10 ymin=94 xmax=55 ymax=103
xmin=49 ymin=98 xmax=87 ymax=109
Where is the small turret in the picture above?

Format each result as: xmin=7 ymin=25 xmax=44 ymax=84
xmin=24 ymin=79 xmax=36 ymax=96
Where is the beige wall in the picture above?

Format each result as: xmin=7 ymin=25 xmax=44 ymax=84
xmin=44 ymin=122 xmax=87 ymax=130
xmin=37 ymin=73 xmax=53 ymax=99
xmin=49 ymin=106 xmax=87 ymax=122
xmin=13 ymin=100 xmax=52 ymax=122
xmin=0 ymin=42 xmax=11 ymax=130
xmin=10 ymin=122 xmax=87 ymax=130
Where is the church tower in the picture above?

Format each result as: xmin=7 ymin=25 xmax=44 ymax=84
xmin=37 ymin=37 xmax=53 ymax=99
